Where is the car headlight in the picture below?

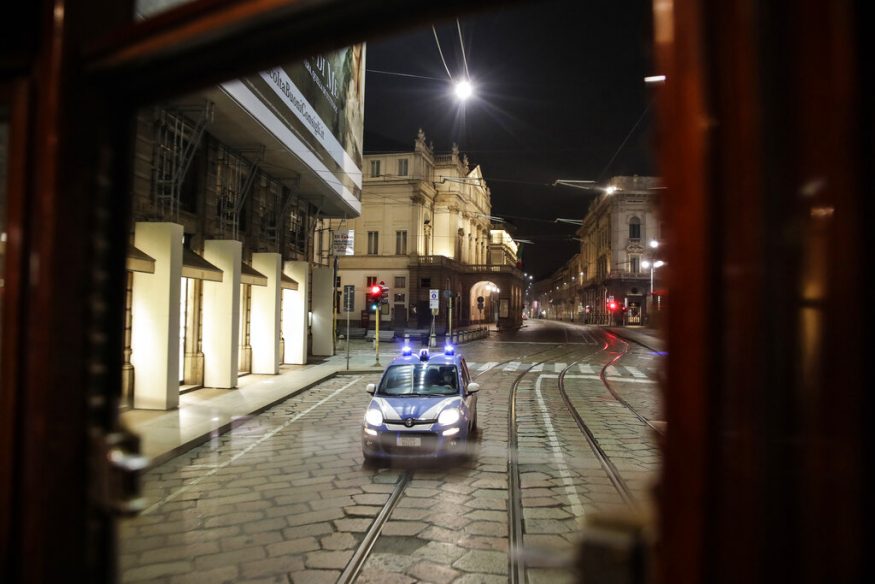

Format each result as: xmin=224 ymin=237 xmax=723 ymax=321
xmin=365 ymin=408 xmax=383 ymax=426
xmin=438 ymin=408 xmax=461 ymax=426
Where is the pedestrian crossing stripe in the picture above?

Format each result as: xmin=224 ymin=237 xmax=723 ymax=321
xmin=465 ymin=361 xmax=656 ymax=382
xmin=625 ymin=366 xmax=647 ymax=378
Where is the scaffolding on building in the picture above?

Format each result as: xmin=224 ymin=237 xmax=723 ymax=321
xmin=216 ymin=144 xmax=264 ymax=240
xmin=151 ymin=101 xmax=213 ymax=222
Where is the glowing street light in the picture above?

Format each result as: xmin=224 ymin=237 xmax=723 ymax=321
xmin=455 ymin=80 xmax=473 ymax=101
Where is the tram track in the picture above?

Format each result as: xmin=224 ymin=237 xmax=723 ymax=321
xmin=506 ymin=344 xmax=585 ymax=584
xmin=339 ymin=329 xmax=662 ymax=583
xmin=557 ymin=357 xmax=636 ymax=506
xmin=600 ymin=333 xmax=664 ymax=436
xmin=339 ymin=341 xmax=572 ymax=583
xmin=506 ymin=328 xmax=662 ymax=582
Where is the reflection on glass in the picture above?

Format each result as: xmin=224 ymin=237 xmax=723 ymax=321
xmin=1 ymin=110 xmax=8 ymax=375
xmin=136 ymin=0 xmax=197 ymax=20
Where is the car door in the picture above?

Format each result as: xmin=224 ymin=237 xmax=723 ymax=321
xmin=460 ymin=359 xmax=477 ymax=423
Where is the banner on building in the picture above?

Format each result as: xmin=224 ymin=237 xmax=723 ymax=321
xmin=245 ymin=45 xmax=366 ymax=196
xmin=333 ymin=230 xmax=355 ymax=256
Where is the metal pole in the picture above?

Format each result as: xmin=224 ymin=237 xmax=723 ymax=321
xmin=448 ymin=296 xmax=453 ymax=340
xmin=346 ymin=305 xmax=350 ymax=370
xmin=374 ymin=306 xmax=380 ymax=366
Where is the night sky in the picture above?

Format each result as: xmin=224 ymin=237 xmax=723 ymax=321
xmin=362 ymin=0 xmax=656 ymax=280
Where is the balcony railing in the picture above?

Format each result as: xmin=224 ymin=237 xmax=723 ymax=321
xmin=410 ymin=256 xmax=523 ymax=278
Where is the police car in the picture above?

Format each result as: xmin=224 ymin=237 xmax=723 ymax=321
xmin=362 ymin=344 xmax=479 ymax=461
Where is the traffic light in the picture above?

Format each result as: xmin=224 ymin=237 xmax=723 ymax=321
xmin=368 ymin=284 xmax=382 ymax=311
xmin=607 ymin=299 xmax=619 ymax=312
xmin=379 ymin=281 xmax=389 ymax=304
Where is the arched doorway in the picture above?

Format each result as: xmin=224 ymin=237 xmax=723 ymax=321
xmin=469 ymin=280 xmax=500 ymax=324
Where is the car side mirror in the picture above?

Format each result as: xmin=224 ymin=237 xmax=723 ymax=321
xmin=466 ymin=382 xmax=480 ymax=394
xmin=366 ymin=383 xmax=376 ymax=395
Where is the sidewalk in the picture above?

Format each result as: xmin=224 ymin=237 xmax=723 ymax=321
xmin=121 ymin=339 xmax=389 ymax=468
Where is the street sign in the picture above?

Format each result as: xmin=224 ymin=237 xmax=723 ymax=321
xmin=343 ymin=285 xmax=355 ymax=312
xmin=429 ymin=289 xmax=439 ymax=309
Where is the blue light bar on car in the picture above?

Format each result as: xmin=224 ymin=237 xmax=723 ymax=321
xmin=444 ymin=344 xmax=455 ymax=356
xmin=401 ymin=345 xmax=413 ymax=356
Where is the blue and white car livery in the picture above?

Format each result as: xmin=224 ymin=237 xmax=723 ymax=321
xmin=362 ymin=345 xmax=479 ymax=460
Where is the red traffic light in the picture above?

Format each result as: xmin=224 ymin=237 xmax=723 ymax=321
xmin=607 ymin=300 xmax=619 ymax=312
xmin=370 ymin=285 xmax=381 ymax=295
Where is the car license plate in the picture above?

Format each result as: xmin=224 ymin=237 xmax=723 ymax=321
xmin=397 ymin=435 xmax=421 ymax=447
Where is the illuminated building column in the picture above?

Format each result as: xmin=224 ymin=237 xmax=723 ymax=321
xmin=284 ymin=260 xmax=310 ymax=365
xmin=202 ymin=240 xmax=241 ymax=388
xmin=131 ymin=222 xmax=182 ymax=410
xmin=311 ymin=266 xmax=334 ymax=356
xmin=251 ymin=252 xmax=281 ymax=374
xmin=433 ymin=206 xmax=454 ymax=258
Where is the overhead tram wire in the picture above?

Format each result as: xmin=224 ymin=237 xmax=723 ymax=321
xmin=432 ymin=25 xmax=454 ymax=81
xmin=456 ymin=18 xmax=471 ymax=79
xmin=365 ymin=69 xmax=446 ymax=82
xmin=596 ymin=96 xmax=655 ymax=181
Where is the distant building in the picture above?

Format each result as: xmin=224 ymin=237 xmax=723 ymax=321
xmin=577 ymin=176 xmax=663 ymax=324
xmin=323 ymin=130 xmax=525 ymax=334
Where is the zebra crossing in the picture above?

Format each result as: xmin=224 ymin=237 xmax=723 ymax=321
xmin=468 ymin=360 xmax=657 ymax=381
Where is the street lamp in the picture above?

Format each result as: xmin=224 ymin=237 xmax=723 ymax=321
xmin=641 ymin=259 xmax=665 ymax=322
xmin=454 ymin=79 xmax=473 ymax=101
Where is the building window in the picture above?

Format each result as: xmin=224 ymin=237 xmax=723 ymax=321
xmin=367 ymin=231 xmax=379 ymax=255
xmin=394 ymin=293 xmax=405 ymax=303
xmin=370 ymin=160 xmax=381 ymax=177
xmin=421 ymin=278 xmax=431 ymax=288
xmin=395 ymin=230 xmax=407 ymax=255
xmin=629 ymin=216 xmax=641 ymax=240
xmin=630 ymin=256 xmax=640 ymax=273
xmin=367 ymin=276 xmax=377 ymax=287
xmin=397 ymin=158 xmax=408 ymax=176
xmin=394 ymin=276 xmax=406 ymax=288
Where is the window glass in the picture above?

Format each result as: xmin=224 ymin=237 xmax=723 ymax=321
xmin=378 ymin=364 xmax=459 ymax=396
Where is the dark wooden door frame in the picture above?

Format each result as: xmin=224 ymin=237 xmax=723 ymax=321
xmin=1 ymin=0 xmax=869 ymax=582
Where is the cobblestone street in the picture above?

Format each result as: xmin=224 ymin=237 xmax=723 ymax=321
xmin=120 ymin=323 xmax=663 ymax=583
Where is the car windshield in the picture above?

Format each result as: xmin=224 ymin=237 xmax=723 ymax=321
xmin=377 ymin=364 xmax=459 ymax=396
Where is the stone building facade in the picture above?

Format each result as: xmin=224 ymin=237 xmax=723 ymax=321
xmin=532 ymin=176 xmax=663 ymax=325
xmin=324 ymin=130 xmax=525 ymax=334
